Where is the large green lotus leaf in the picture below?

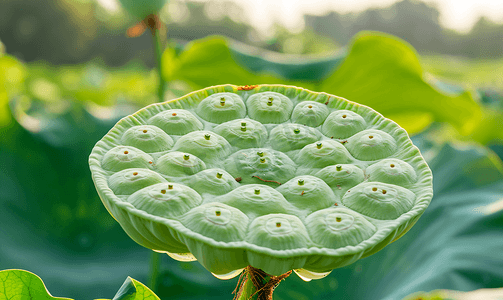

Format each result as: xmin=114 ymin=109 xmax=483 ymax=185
xmin=320 ymin=31 xmax=483 ymax=136
xmin=118 ymin=0 xmax=168 ymax=20
xmin=109 ymin=277 xmax=160 ymax=300
xmin=0 ymin=269 xmax=71 ymax=300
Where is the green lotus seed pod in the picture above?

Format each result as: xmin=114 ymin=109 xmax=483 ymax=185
xmin=186 ymin=168 xmax=240 ymax=195
xmin=345 ymin=129 xmax=397 ymax=160
xmin=314 ymin=164 xmax=365 ymax=192
xmin=108 ymin=168 xmax=166 ymax=195
xmin=276 ymin=176 xmax=335 ymax=214
xmin=305 ymin=208 xmax=376 ymax=249
xmin=246 ymin=214 xmax=310 ymax=250
xmin=121 ymin=125 xmax=174 ymax=153
xmin=101 ymin=146 xmax=153 ymax=172
xmin=148 ymin=109 xmax=203 ymax=135
xmin=90 ymin=84 xmax=433 ymax=278
xmin=127 ymin=182 xmax=202 ymax=218
xmin=216 ymin=184 xmax=292 ymax=218
xmin=223 ymin=148 xmax=296 ymax=187
xmin=269 ymin=124 xmax=322 ymax=152
xmin=291 ymin=101 xmax=330 ymax=127
xmin=366 ymin=159 xmax=417 ymax=187
xmin=196 ymin=93 xmax=246 ymax=123
xmin=246 ymin=92 xmax=294 ymax=123
xmin=156 ymin=151 xmax=206 ymax=177
xmin=180 ymin=203 xmax=249 ymax=243
xmin=294 ymin=139 xmax=353 ymax=169
xmin=213 ymin=118 xmax=268 ymax=149
xmin=172 ymin=131 xmax=231 ymax=163
xmin=118 ymin=0 xmax=167 ymax=20
xmin=322 ymin=110 xmax=367 ymax=139
xmin=342 ymin=182 xmax=416 ymax=220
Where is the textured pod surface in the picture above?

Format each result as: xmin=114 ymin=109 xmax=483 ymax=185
xmin=90 ymin=84 xmax=433 ymax=276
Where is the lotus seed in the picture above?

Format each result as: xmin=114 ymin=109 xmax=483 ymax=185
xmin=204 ymin=134 xmax=211 ymax=140
xmin=254 ymin=189 xmax=260 ymax=195
xmin=183 ymin=154 xmax=190 ymax=160
xmin=316 ymin=142 xmax=322 ymax=149
xmin=298 ymin=179 xmax=305 ymax=185
xmin=216 ymin=172 xmax=223 ymax=179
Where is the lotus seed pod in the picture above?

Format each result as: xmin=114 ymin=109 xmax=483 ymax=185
xmin=291 ymin=101 xmax=330 ymax=127
xmin=223 ymin=148 xmax=296 ymax=187
xmin=186 ymin=168 xmax=240 ymax=195
xmin=121 ymin=125 xmax=174 ymax=153
xmin=148 ymin=109 xmax=203 ymax=135
xmin=246 ymin=214 xmax=311 ymax=250
xmin=156 ymin=151 xmax=206 ymax=177
xmin=108 ymin=168 xmax=166 ymax=195
xmin=196 ymin=93 xmax=246 ymax=123
xmin=246 ymin=92 xmax=294 ymax=123
xmin=127 ymin=183 xmax=202 ymax=219
xmin=366 ymin=159 xmax=417 ymax=187
xmin=172 ymin=131 xmax=232 ymax=163
xmin=276 ymin=176 xmax=335 ymax=214
xmin=101 ymin=146 xmax=153 ymax=172
xmin=117 ymin=0 xmax=167 ymax=19
xmin=269 ymin=124 xmax=322 ymax=152
xmin=314 ymin=164 xmax=365 ymax=192
xmin=216 ymin=184 xmax=292 ymax=218
xmin=345 ymin=129 xmax=397 ymax=160
xmin=322 ymin=110 xmax=367 ymax=139
xmin=180 ymin=203 xmax=249 ymax=243
xmin=294 ymin=139 xmax=353 ymax=169
xmin=90 ymin=84 xmax=433 ymax=278
xmin=213 ymin=118 xmax=268 ymax=149
xmin=305 ymin=207 xmax=376 ymax=249
xmin=342 ymin=182 xmax=416 ymax=220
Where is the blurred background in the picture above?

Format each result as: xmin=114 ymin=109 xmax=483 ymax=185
xmin=1 ymin=0 xmax=503 ymax=299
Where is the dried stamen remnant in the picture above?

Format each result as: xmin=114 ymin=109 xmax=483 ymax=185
xmin=301 ymin=191 xmax=305 ymax=196
xmin=235 ymin=177 xmax=242 ymax=182
xmin=216 ymin=172 xmax=223 ymax=179
xmin=237 ymin=84 xmax=258 ymax=91
xmin=251 ymin=175 xmax=282 ymax=185
xmin=133 ymin=172 xmax=138 ymax=176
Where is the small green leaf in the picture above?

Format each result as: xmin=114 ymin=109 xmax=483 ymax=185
xmin=112 ymin=277 xmax=160 ymax=300
xmin=0 ymin=269 xmax=72 ymax=300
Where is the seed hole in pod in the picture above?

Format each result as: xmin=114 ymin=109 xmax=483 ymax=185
xmin=168 ymin=184 xmax=173 ymax=190
xmin=254 ymin=189 xmax=260 ymax=195
xmin=382 ymin=190 xmax=387 ymax=194
xmin=308 ymin=105 xmax=313 ymax=108
xmin=133 ymin=172 xmax=138 ymax=176
xmin=216 ymin=172 xmax=223 ymax=179
xmin=372 ymin=187 xmax=377 ymax=192
xmin=390 ymin=164 xmax=395 ymax=168
xmin=260 ymin=158 xmax=266 ymax=163
xmin=316 ymin=142 xmax=322 ymax=149
xmin=143 ymin=130 xmax=148 ymax=133
xmin=204 ymin=134 xmax=211 ymax=140
xmin=276 ymin=222 xmax=281 ymax=228
xmin=293 ymin=128 xmax=301 ymax=134
xmin=161 ymin=189 xmax=166 ymax=194
xmin=215 ymin=210 xmax=221 ymax=217
xmin=172 ymin=113 xmax=177 ymax=116
xmin=183 ymin=154 xmax=190 ymax=160
xmin=336 ymin=165 xmax=342 ymax=171
xmin=336 ymin=217 xmax=342 ymax=222
xmin=257 ymin=151 xmax=264 ymax=157
xmin=342 ymin=115 xmax=347 ymax=118
xmin=298 ymin=179 xmax=305 ymax=186
xmin=124 ymin=151 xmax=129 ymax=154
xmin=369 ymin=135 xmax=374 ymax=139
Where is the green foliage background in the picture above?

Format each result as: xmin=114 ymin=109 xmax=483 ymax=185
xmin=1 ymin=31 xmax=503 ymax=299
